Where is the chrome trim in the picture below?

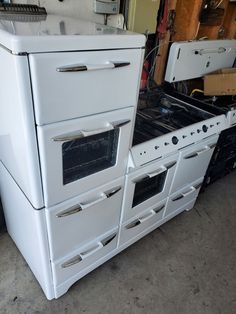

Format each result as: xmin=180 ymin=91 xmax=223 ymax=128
xmin=56 ymin=205 xmax=82 ymax=218
xmin=62 ymin=255 xmax=82 ymax=268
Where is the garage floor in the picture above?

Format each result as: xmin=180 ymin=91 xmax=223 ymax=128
xmin=0 ymin=172 xmax=236 ymax=314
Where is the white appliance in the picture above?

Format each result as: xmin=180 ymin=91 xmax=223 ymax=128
xmin=165 ymin=40 xmax=236 ymax=129
xmin=0 ymin=14 xmax=145 ymax=299
xmin=118 ymin=88 xmax=225 ymax=250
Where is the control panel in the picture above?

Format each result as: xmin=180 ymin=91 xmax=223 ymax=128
xmin=130 ymin=115 xmax=227 ymax=168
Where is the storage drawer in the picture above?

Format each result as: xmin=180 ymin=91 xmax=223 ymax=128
xmin=29 ymin=49 xmax=143 ymax=125
xmin=170 ymin=135 xmax=218 ymax=194
xmin=121 ymin=153 xmax=178 ymax=223
xmin=46 ymin=177 xmax=124 ymax=261
xmin=52 ymin=229 xmax=118 ymax=286
xmin=119 ymin=199 xmax=167 ymax=248
xmin=165 ymin=178 xmax=202 ymax=217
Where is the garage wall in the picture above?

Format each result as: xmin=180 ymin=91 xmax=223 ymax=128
xmin=12 ymin=0 xmax=104 ymax=23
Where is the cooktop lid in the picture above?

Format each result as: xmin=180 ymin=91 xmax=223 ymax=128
xmin=165 ymin=40 xmax=236 ymax=83
xmin=0 ymin=14 xmax=145 ymax=54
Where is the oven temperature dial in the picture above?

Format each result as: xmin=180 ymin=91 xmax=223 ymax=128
xmin=172 ymin=136 xmax=179 ymax=145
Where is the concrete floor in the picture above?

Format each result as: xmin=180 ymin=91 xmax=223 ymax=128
xmin=0 ymin=172 xmax=236 ymax=314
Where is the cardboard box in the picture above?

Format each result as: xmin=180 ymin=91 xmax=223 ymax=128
xmin=204 ymin=68 xmax=236 ymax=96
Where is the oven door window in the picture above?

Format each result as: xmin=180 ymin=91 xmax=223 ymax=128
xmin=132 ymin=171 xmax=167 ymax=208
xmin=62 ymin=129 xmax=119 ymax=185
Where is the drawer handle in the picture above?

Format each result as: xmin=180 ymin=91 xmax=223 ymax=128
xmin=56 ymin=205 xmax=82 ymax=218
xmin=56 ymin=186 xmax=122 ymax=218
xmin=184 ymin=145 xmax=212 ymax=159
xmin=62 ymin=255 xmax=82 ymax=268
xmin=80 ymin=243 xmax=104 ymax=258
xmin=52 ymin=119 xmax=130 ymax=142
xmin=172 ymin=187 xmax=196 ymax=202
xmin=56 ymin=61 xmax=130 ymax=72
xmin=125 ymin=205 xmax=165 ymax=230
xmin=153 ymin=204 xmax=165 ymax=214
xmin=61 ymin=232 xmax=117 ymax=268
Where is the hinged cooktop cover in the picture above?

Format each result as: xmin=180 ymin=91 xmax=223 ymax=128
xmin=0 ymin=14 xmax=145 ymax=54
xmin=165 ymin=40 xmax=236 ymax=83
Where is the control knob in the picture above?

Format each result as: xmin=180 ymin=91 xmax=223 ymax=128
xmin=172 ymin=136 xmax=179 ymax=145
xmin=202 ymin=125 xmax=208 ymax=133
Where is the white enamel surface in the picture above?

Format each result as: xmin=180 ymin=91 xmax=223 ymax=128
xmin=0 ymin=14 xmax=146 ymax=53
xmin=121 ymin=153 xmax=178 ymax=223
xmin=0 ymin=163 xmax=54 ymax=300
xmin=29 ymin=49 xmax=143 ymax=125
xmin=46 ymin=177 xmax=124 ymax=261
xmin=0 ymin=48 xmax=43 ymax=208
xmin=165 ymin=178 xmax=203 ymax=217
xmin=37 ymin=107 xmax=134 ymax=207
xmin=226 ymin=109 xmax=236 ymax=127
xmin=52 ymin=228 xmax=118 ymax=287
xmin=165 ymin=40 xmax=236 ymax=83
xmin=170 ymin=135 xmax=219 ymax=194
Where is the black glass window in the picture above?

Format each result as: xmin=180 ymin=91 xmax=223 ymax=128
xmin=62 ymin=129 xmax=119 ymax=185
xmin=132 ymin=171 xmax=167 ymax=208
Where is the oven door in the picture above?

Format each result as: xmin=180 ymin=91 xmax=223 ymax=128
xmin=121 ymin=153 xmax=178 ymax=223
xmin=170 ymin=135 xmax=218 ymax=194
xmin=37 ymin=107 xmax=134 ymax=207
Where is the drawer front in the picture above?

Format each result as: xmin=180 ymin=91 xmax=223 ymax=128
xmin=46 ymin=177 xmax=124 ymax=261
xmin=52 ymin=229 xmax=118 ymax=286
xmin=119 ymin=199 xmax=167 ymax=248
xmin=29 ymin=49 xmax=143 ymax=125
xmin=37 ymin=107 xmax=134 ymax=207
xmin=170 ymin=135 xmax=218 ymax=194
xmin=121 ymin=153 xmax=178 ymax=223
xmin=165 ymin=179 xmax=202 ymax=217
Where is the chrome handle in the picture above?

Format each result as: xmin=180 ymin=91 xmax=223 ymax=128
xmin=56 ymin=205 xmax=82 ymax=218
xmin=52 ymin=119 xmax=130 ymax=142
xmin=105 ymin=186 xmax=122 ymax=198
xmin=139 ymin=211 xmax=155 ymax=223
xmin=57 ymin=186 xmax=121 ymax=218
xmin=80 ymin=243 xmax=103 ymax=259
xmin=147 ymin=166 xmax=167 ymax=178
xmin=182 ymin=187 xmax=195 ymax=197
xmin=101 ymin=233 xmax=117 ymax=246
xmin=56 ymin=61 xmax=130 ymax=72
xmin=125 ymin=206 xmax=164 ymax=230
xmin=172 ymin=187 xmax=196 ymax=202
xmin=153 ymin=204 xmax=165 ymax=214
xmin=184 ymin=145 xmax=213 ymax=160
xmin=80 ymin=185 xmax=121 ymax=210
xmin=62 ymin=255 xmax=82 ymax=268
xmin=61 ymin=232 xmax=117 ymax=268
xmin=133 ymin=167 xmax=166 ymax=183
xmin=165 ymin=161 xmax=177 ymax=169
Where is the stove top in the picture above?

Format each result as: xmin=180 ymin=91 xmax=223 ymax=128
xmin=133 ymin=92 xmax=213 ymax=146
xmin=129 ymin=90 xmax=226 ymax=168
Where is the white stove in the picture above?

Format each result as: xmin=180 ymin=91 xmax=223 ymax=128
xmin=0 ymin=14 xmax=145 ymax=299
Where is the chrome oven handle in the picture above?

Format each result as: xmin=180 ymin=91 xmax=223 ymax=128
xmin=52 ymin=119 xmax=130 ymax=142
xmin=56 ymin=61 xmax=131 ymax=72
xmin=57 ymin=186 xmax=121 ymax=218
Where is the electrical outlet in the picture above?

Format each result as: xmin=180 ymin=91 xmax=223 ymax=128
xmin=94 ymin=0 xmax=120 ymax=15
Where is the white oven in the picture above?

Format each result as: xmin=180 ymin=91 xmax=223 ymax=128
xmin=121 ymin=152 xmax=179 ymax=223
xmin=37 ymin=107 xmax=134 ymax=207
xmin=29 ymin=49 xmax=143 ymax=125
